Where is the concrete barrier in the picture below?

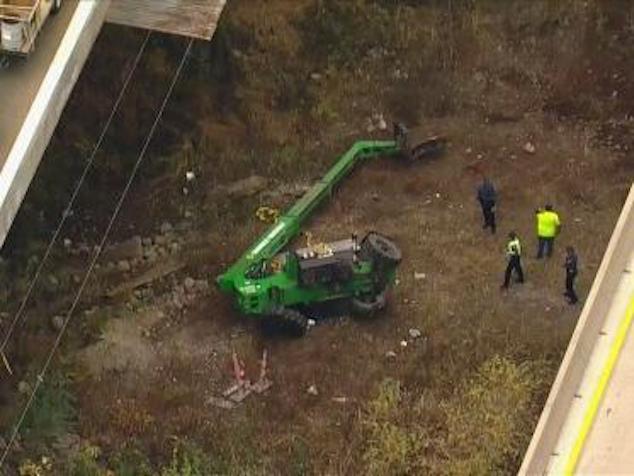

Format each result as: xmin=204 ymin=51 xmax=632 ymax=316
xmin=0 ymin=0 xmax=111 ymax=248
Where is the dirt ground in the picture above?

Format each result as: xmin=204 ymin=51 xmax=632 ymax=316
xmin=67 ymin=114 xmax=628 ymax=472
xmin=2 ymin=0 xmax=634 ymax=473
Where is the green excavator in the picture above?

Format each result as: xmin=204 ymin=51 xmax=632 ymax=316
xmin=217 ymin=125 xmax=444 ymax=335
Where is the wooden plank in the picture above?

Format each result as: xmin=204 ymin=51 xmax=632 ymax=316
xmin=106 ymin=0 xmax=226 ymax=40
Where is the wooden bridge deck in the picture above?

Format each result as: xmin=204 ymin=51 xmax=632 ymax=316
xmin=107 ymin=0 xmax=227 ymax=39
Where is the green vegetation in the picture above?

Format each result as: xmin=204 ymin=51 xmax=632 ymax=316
xmin=21 ymin=373 xmax=76 ymax=445
xmin=359 ymin=356 xmax=547 ymax=474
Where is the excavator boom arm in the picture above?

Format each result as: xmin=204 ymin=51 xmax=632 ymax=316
xmin=217 ymin=140 xmax=399 ymax=291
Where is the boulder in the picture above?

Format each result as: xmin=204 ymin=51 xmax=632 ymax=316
xmin=103 ymin=236 xmax=143 ymax=262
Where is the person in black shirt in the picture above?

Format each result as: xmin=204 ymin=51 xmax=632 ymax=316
xmin=564 ymin=246 xmax=579 ymax=304
xmin=477 ymin=178 xmax=497 ymax=234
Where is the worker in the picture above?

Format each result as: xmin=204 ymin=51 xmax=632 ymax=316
xmin=564 ymin=246 xmax=579 ymax=304
xmin=502 ymin=231 xmax=524 ymax=289
xmin=394 ymin=122 xmax=409 ymax=154
xmin=535 ymin=204 xmax=561 ymax=259
xmin=477 ymin=177 xmax=497 ymax=234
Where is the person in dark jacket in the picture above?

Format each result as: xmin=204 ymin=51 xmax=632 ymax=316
xmin=564 ymin=246 xmax=579 ymax=304
xmin=477 ymin=178 xmax=497 ymax=234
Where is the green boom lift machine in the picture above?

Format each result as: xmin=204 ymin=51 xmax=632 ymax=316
xmin=217 ymin=125 xmax=443 ymax=335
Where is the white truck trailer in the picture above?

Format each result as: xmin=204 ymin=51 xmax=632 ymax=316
xmin=0 ymin=0 xmax=62 ymax=63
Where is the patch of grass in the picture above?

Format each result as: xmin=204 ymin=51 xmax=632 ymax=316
xmin=159 ymin=441 xmax=213 ymax=476
xmin=439 ymin=355 xmax=547 ymax=474
xmin=299 ymin=0 xmax=394 ymax=67
xmin=67 ymin=445 xmax=105 ymax=476
xmin=110 ymin=446 xmax=153 ymax=476
xmin=21 ymin=373 xmax=76 ymax=445
xmin=361 ymin=379 xmax=422 ymax=475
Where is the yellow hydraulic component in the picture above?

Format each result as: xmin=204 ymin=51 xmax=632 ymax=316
xmin=255 ymin=206 xmax=280 ymax=224
xmin=303 ymin=231 xmax=333 ymax=257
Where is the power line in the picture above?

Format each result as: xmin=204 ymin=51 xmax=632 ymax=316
xmin=0 ymin=31 xmax=152 ymax=358
xmin=0 ymin=38 xmax=194 ymax=467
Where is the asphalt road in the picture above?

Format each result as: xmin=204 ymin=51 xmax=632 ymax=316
xmin=0 ymin=0 xmax=78 ymax=165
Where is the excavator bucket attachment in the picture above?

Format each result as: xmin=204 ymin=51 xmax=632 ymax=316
xmin=393 ymin=122 xmax=446 ymax=161
xmin=410 ymin=135 xmax=446 ymax=160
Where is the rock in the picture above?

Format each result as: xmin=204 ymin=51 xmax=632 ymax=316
xmin=385 ymin=350 xmax=397 ymax=359
xmin=63 ymin=238 xmax=72 ymax=248
xmin=377 ymin=114 xmax=387 ymax=131
xmin=195 ymin=279 xmax=210 ymax=293
xmin=224 ymin=176 xmax=268 ymax=199
xmin=523 ymin=142 xmax=536 ymax=154
xmin=17 ymin=381 xmax=30 ymax=394
xmin=186 ymin=171 xmax=196 ymax=182
xmin=307 ymin=384 xmax=319 ymax=396
xmin=144 ymin=247 xmax=159 ymax=262
xmin=310 ymin=72 xmax=322 ymax=81
xmin=409 ymin=328 xmax=422 ymax=339
xmin=371 ymin=192 xmax=380 ymax=201
xmin=400 ymin=340 xmax=408 ymax=348
xmin=414 ymin=272 xmax=426 ymax=280
xmin=117 ymin=260 xmax=131 ymax=272
xmin=160 ymin=222 xmax=174 ymax=234
xmin=51 ymin=315 xmax=65 ymax=332
xmin=173 ymin=295 xmax=185 ymax=310
xmin=103 ymin=236 xmax=143 ymax=262
xmin=184 ymin=277 xmax=196 ymax=292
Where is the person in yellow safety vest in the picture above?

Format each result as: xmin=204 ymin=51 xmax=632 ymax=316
xmin=502 ymin=231 xmax=524 ymax=289
xmin=536 ymin=203 xmax=561 ymax=259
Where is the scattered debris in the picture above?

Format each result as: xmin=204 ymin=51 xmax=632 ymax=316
xmin=18 ymin=380 xmax=30 ymax=395
xmin=105 ymin=260 xmax=186 ymax=298
xmin=208 ymin=350 xmax=272 ymax=410
xmin=206 ymin=396 xmax=236 ymax=410
xmin=221 ymin=176 xmax=269 ymax=200
xmin=385 ymin=350 xmax=397 ymax=359
xmin=307 ymin=384 xmax=319 ymax=396
xmin=366 ymin=113 xmax=388 ymax=132
xmin=409 ymin=328 xmax=422 ymax=339
xmin=414 ymin=272 xmax=426 ymax=280
xmin=400 ymin=340 xmax=408 ymax=348
xmin=256 ymin=206 xmax=280 ymax=224
xmin=185 ymin=171 xmax=196 ymax=182
xmin=523 ymin=142 xmax=536 ymax=154
xmin=332 ymin=396 xmax=349 ymax=404
xmin=1 ymin=351 xmax=12 ymax=375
